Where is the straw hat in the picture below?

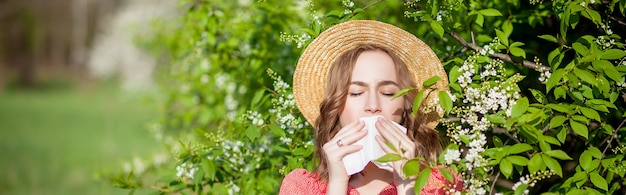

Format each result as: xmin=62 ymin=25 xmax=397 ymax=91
xmin=293 ymin=20 xmax=448 ymax=129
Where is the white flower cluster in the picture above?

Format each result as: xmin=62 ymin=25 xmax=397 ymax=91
xmin=479 ymin=38 xmax=500 ymax=56
xmin=534 ymin=57 xmax=551 ymax=83
xmin=176 ymin=161 xmax=199 ymax=180
xmin=219 ymin=139 xmax=263 ymax=173
xmin=444 ymin=149 xmax=461 ymax=164
xmin=445 ymin=42 xmax=525 ymax=193
xmin=226 ymin=181 xmax=241 ymax=195
xmin=267 ymin=69 xmax=307 ymax=136
xmin=279 ymin=32 xmax=312 ymax=48
xmin=511 ymin=170 xmax=555 ymax=195
xmin=435 ymin=10 xmax=448 ymax=21
xmin=246 ymin=110 xmax=265 ymax=126
xmin=595 ymin=35 xmax=616 ymax=50
xmin=342 ymin=0 xmax=355 ymax=15
xmin=213 ymin=72 xmax=242 ymax=121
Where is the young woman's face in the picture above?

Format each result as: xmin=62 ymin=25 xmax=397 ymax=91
xmin=339 ymin=49 xmax=405 ymax=126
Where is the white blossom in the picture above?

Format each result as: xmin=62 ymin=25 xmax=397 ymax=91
xmin=444 ymin=149 xmax=461 ymax=164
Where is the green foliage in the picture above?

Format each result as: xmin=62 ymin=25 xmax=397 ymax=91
xmin=107 ymin=0 xmax=626 ymax=194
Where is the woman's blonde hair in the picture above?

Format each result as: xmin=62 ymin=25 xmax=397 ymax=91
xmin=312 ymin=44 xmax=442 ymax=181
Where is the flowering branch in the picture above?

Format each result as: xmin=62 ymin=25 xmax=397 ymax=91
xmin=449 ymin=32 xmax=549 ymax=71
xmin=601 ymin=117 xmax=626 ymax=158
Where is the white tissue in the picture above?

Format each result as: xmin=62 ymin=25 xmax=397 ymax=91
xmin=342 ymin=116 xmax=407 ymax=175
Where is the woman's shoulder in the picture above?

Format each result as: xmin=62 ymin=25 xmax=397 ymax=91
xmin=279 ymin=168 xmax=327 ymax=195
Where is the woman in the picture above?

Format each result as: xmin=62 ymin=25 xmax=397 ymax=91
xmin=281 ymin=20 xmax=463 ymax=195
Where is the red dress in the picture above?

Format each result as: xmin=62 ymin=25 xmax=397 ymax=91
xmin=279 ymin=168 xmax=464 ymax=195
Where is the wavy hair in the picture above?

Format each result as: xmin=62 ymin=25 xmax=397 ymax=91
xmin=312 ymin=44 xmax=442 ymax=181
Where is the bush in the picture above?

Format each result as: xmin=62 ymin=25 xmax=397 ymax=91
xmin=107 ymin=0 xmax=626 ymax=194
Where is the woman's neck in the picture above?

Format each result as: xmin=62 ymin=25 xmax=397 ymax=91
xmin=349 ymin=163 xmax=394 ymax=194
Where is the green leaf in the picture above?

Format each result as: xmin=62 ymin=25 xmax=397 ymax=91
xmin=414 ymin=168 xmax=432 ymax=194
xmin=251 ymin=89 xmax=265 ymax=107
xmin=529 ymin=88 xmax=545 ymax=103
xmin=509 ymin=143 xmax=533 ymax=154
xmin=572 ymin=171 xmax=588 ymax=188
xmin=570 ymin=119 xmax=588 ymax=139
xmin=423 ymin=76 xmax=442 ymax=88
xmin=585 ymin=9 xmax=602 ymax=25
xmin=592 ymin=60 xmax=622 ymax=82
xmin=510 ymin=47 xmax=526 ymax=58
xmin=587 ymin=99 xmax=617 ymax=109
xmin=547 ymin=103 xmax=574 ymax=114
xmin=542 ymin=154 xmax=563 ymax=177
xmin=543 ymin=135 xmax=561 ymax=146
xmin=502 ymin=20 xmax=513 ymax=36
xmin=393 ymin=87 xmax=415 ymax=100
xmin=506 ymin=155 xmax=529 ymax=166
xmin=545 ymin=150 xmax=573 ymax=160
xmin=573 ymin=68 xmax=597 ymax=86
xmin=548 ymin=47 xmax=564 ymax=68
xmin=539 ymin=140 xmax=552 ymax=152
xmin=449 ymin=66 xmax=461 ymax=83
xmin=475 ymin=13 xmax=485 ymax=27
xmin=496 ymin=29 xmax=509 ymax=46
xmin=412 ymin=90 xmax=425 ymax=115
xmin=571 ymin=115 xmax=590 ymax=125
xmin=580 ymin=150 xmax=593 ymax=171
xmin=601 ymin=49 xmax=626 ymax=60
xmin=269 ymin=125 xmax=286 ymax=137
xmin=438 ymin=91 xmax=453 ymax=114
xmin=493 ymin=136 xmax=503 ymax=147
xmin=511 ymin=97 xmax=529 ymax=118
xmin=479 ymin=8 xmax=503 ymax=16
xmin=550 ymin=115 xmax=567 ymax=129
xmin=554 ymin=87 xmax=567 ymax=100
xmin=439 ymin=168 xmax=454 ymax=183
xmin=557 ymin=127 xmax=567 ymax=143
xmin=547 ymin=69 xmax=565 ymax=92
xmin=487 ymin=114 xmax=506 ymax=124
xmin=403 ymin=159 xmax=420 ymax=177
xmin=500 ymin=158 xmax=513 ymax=178
xmin=529 ymin=154 xmax=544 ymax=174
xmin=588 ymin=146 xmax=602 ymax=158
xmin=201 ymin=158 xmax=216 ymax=180
xmin=376 ymin=153 xmax=402 ymax=163
xmin=245 ymin=125 xmax=260 ymax=141
xmin=573 ymin=42 xmax=589 ymax=55
xmin=430 ymin=21 xmax=444 ymax=38
xmin=589 ymin=172 xmax=608 ymax=191
xmin=580 ymin=107 xmax=601 ymax=122
xmin=538 ymin=34 xmax=558 ymax=43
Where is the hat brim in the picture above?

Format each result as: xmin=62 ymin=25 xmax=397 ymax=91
xmin=293 ymin=20 xmax=448 ymax=129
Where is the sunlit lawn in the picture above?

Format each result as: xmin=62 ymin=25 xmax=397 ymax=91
xmin=0 ymin=79 xmax=162 ymax=194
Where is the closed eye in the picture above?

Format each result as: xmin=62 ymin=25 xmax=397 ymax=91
xmin=349 ymin=92 xmax=364 ymax=97
xmin=381 ymin=92 xmax=395 ymax=96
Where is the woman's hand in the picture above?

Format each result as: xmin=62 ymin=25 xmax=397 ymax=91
xmin=323 ymin=120 xmax=367 ymax=194
xmin=374 ymin=117 xmax=417 ymax=194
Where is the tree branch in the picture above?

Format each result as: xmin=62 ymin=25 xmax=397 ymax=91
xmin=449 ymin=32 xmax=550 ymax=71
xmin=490 ymin=171 xmax=501 ymax=195
xmin=608 ymin=15 xmax=626 ymax=27
xmin=601 ymin=118 xmax=626 ymax=158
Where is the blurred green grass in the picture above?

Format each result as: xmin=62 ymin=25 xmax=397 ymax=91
xmin=0 ymin=80 xmax=162 ymax=194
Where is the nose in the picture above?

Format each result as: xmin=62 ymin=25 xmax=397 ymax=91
xmin=365 ymin=92 xmax=381 ymax=114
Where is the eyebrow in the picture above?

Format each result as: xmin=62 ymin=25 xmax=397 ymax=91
xmin=350 ymin=80 xmax=400 ymax=88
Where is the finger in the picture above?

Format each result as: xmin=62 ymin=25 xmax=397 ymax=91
xmin=324 ymin=128 xmax=367 ymax=150
xmin=325 ymin=145 xmax=363 ymax=161
xmin=375 ymin=118 xmax=405 ymax=145
xmin=333 ymin=120 xmax=365 ymax=140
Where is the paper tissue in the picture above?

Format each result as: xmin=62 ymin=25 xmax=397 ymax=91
xmin=342 ymin=116 xmax=407 ymax=175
